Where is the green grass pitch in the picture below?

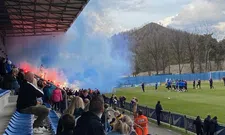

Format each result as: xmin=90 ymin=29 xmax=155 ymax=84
xmin=108 ymin=81 xmax=225 ymax=124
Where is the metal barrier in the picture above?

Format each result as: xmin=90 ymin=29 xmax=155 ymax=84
xmin=105 ymin=97 xmax=225 ymax=135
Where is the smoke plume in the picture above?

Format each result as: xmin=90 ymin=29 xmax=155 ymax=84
xmin=6 ymin=1 xmax=131 ymax=93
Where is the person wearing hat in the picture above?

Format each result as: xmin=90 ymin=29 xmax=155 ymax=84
xmin=134 ymin=110 xmax=149 ymax=135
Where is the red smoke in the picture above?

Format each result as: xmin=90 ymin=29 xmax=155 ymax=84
xmin=19 ymin=61 xmax=67 ymax=87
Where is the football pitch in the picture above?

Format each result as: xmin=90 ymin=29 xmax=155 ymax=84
xmin=110 ymin=81 xmax=225 ymax=124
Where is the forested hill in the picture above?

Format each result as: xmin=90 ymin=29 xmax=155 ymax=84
xmin=111 ymin=23 xmax=225 ymax=75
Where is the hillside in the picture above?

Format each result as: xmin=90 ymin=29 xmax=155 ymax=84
xmin=111 ymin=23 xmax=225 ymax=75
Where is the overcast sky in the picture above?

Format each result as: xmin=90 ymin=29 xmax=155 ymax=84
xmin=77 ymin=0 xmax=225 ymax=39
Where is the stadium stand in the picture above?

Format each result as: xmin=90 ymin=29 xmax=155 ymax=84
xmin=3 ymin=112 xmax=33 ymax=135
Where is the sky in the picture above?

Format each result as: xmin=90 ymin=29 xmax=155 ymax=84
xmin=87 ymin=0 xmax=225 ymax=39
xmin=6 ymin=0 xmax=225 ymax=92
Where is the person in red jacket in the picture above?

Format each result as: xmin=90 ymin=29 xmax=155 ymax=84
xmin=51 ymin=87 xmax=63 ymax=111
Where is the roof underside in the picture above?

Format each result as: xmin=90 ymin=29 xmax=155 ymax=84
xmin=0 ymin=0 xmax=89 ymax=37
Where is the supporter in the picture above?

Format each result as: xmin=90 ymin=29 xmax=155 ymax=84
xmin=193 ymin=116 xmax=203 ymax=135
xmin=48 ymin=84 xmax=57 ymax=102
xmin=119 ymin=96 xmax=126 ymax=108
xmin=122 ymin=115 xmax=137 ymax=135
xmin=36 ymin=79 xmax=45 ymax=105
xmin=209 ymin=116 xmax=218 ymax=135
xmin=5 ymin=60 xmax=12 ymax=74
xmin=134 ymin=110 xmax=148 ymax=135
xmin=107 ymin=120 xmax=131 ymax=135
xmin=57 ymin=96 xmax=84 ymax=135
xmin=80 ymin=89 xmax=92 ymax=101
xmin=101 ymin=104 xmax=111 ymax=132
xmin=16 ymin=72 xmax=49 ymax=134
xmin=74 ymin=95 xmax=105 ymax=135
xmin=110 ymin=94 xmax=115 ymax=107
xmin=51 ymin=87 xmax=63 ymax=111
xmin=203 ymin=115 xmax=211 ymax=135
xmin=0 ymin=58 xmax=7 ymax=76
xmin=131 ymin=97 xmax=138 ymax=117
xmin=42 ymin=82 xmax=52 ymax=103
xmin=155 ymin=101 xmax=163 ymax=126
xmin=112 ymin=96 xmax=118 ymax=109
xmin=17 ymin=69 xmax=25 ymax=86
xmin=75 ymin=90 xmax=79 ymax=96
xmin=3 ymin=67 xmax=20 ymax=94
xmin=84 ymin=98 xmax=90 ymax=112
xmin=60 ymin=89 xmax=68 ymax=114
xmin=57 ymin=114 xmax=75 ymax=135
xmin=65 ymin=96 xmax=84 ymax=118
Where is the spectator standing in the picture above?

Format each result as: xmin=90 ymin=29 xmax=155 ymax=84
xmin=107 ymin=120 xmax=131 ymax=135
xmin=16 ymin=72 xmax=49 ymax=134
xmin=203 ymin=115 xmax=211 ymax=135
xmin=141 ymin=83 xmax=145 ymax=92
xmin=3 ymin=68 xmax=20 ymax=94
xmin=209 ymin=116 xmax=218 ymax=135
xmin=134 ymin=110 xmax=148 ymax=135
xmin=80 ymin=89 xmax=92 ymax=101
xmin=155 ymin=101 xmax=163 ymax=126
xmin=193 ymin=116 xmax=203 ymax=135
xmin=51 ymin=87 xmax=63 ymax=111
xmin=0 ymin=58 xmax=7 ymax=76
xmin=57 ymin=96 xmax=84 ymax=135
xmin=60 ymin=89 xmax=68 ymax=114
xmin=74 ymin=95 xmax=105 ymax=135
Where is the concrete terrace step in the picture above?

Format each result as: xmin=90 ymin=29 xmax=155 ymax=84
xmin=0 ymin=103 xmax=16 ymax=134
xmin=8 ymin=95 xmax=18 ymax=103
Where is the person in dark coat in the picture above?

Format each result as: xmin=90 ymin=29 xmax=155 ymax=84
xmin=209 ymin=116 xmax=218 ymax=135
xmin=57 ymin=114 xmax=75 ymax=135
xmin=193 ymin=116 xmax=203 ymax=135
xmin=203 ymin=115 xmax=211 ymax=135
xmin=80 ymin=89 xmax=92 ymax=101
xmin=73 ymin=95 xmax=105 ymax=135
xmin=60 ymin=90 xmax=68 ymax=114
xmin=0 ymin=58 xmax=7 ymax=76
xmin=155 ymin=101 xmax=163 ymax=126
xmin=141 ymin=82 xmax=145 ymax=92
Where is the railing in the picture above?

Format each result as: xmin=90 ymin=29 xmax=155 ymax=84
xmin=104 ymin=97 xmax=225 ymax=135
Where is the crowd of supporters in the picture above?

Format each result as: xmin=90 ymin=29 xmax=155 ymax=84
xmin=0 ymin=56 xmax=220 ymax=135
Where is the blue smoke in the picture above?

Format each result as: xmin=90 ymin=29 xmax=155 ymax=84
xmin=6 ymin=1 xmax=131 ymax=93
